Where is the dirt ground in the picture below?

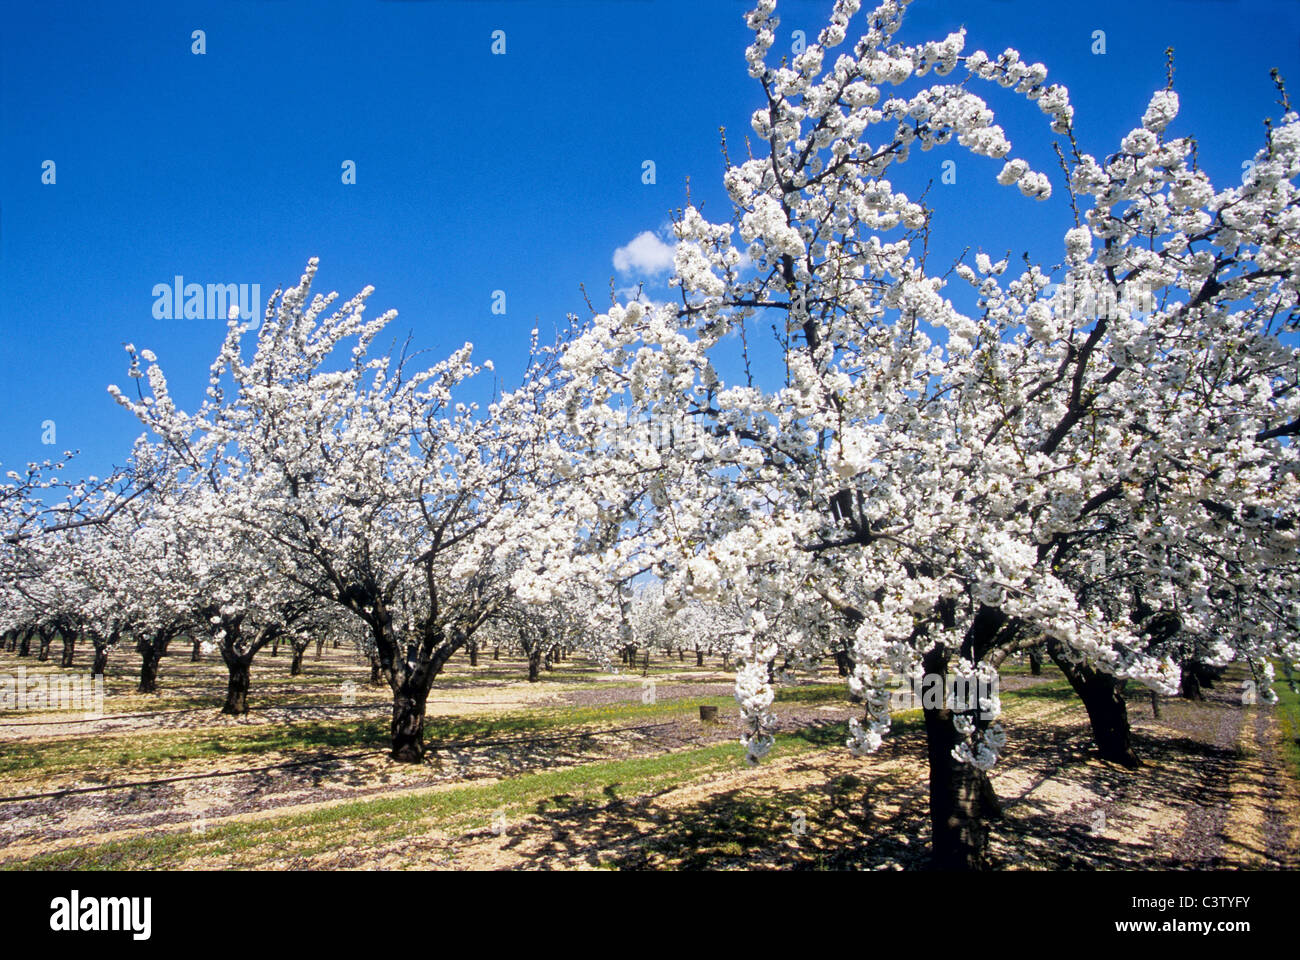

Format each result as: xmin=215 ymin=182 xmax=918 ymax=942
xmin=0 ymin=646 xmax=1296 ymax=870
xmin=285 ymin=680 xmax=1297 ymax=871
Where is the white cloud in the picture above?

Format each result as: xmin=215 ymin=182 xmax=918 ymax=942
xmin=613 ymin=231 xmax=676 ymax=275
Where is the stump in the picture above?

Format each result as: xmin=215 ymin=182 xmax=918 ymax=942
xmin=699 ymin=705 xmax=718 ymax=722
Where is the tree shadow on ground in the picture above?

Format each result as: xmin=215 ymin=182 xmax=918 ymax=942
xmin=491 ymin=711 xmax=1273 ymax=870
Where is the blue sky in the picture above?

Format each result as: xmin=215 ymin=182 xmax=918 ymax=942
xmin=2 ymin=0 xmax=1296 ymax=481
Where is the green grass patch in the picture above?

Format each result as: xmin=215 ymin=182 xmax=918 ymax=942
xmin=999 ymin=679 xmax=1075 ymax=704
xmin=0 ymin=690 xmax=746 ymax=781
xmin=0 ymin=719 xmax=393 ymax=779
xmin=1272 ymin=664 xmax=1300 ymax=783
xmin=8 ymin=722 xmax=862 ymax=870
xmin=774 ymin=684 xmax=850 ymax=704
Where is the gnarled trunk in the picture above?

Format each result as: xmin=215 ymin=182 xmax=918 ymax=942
xmin=139 ymin=652 xmax=162 ymax=693
xmin=527 ymin=646 xmax=543 ymax=683
xmin=289 ymin=643 xmax=307 ymax=676
xmin=191 ymin=639 xmax=203 ymax=662
xmin=916 ymin=606 xmax=1012 ymax=870
xmin=92 ymin=646 xmax=109 ymax=678
xmin=37 ymin=630 xmax=53 ymax=662
xmin=1048 ymin=641 xmax=1139 ymax=767
xmin=357 ymin=603 xmax=469 ymax=764
xmin=390 ymin=687 xmax=429 ymax=763
xmin=136 ymin=627 xmax=175 ymax=693
xmin=923 ymin=701 xmax=999 ymax=870
xmin=60 ymin=633 xmax=76 ymax=668
xmin=17 ymin=630 xmax=32 ymax=657
xmin=222 ymin=658 xmax=252 ymax=715
xmin=696 ymin=648 xmax=704 ymax=667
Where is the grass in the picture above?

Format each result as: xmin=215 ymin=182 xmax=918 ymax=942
xmin=4 ymin=644 xmax=1292 ymax=871
xmin=0 ymin=688 xmax=751 ymax=781
xmin=1000 ymin=679 xmax=1074 ymax=703
xmin=0 ymin=668 xmax=1180 ymax=871
xmin=0 ymin=719 xmax=392 ymax=779
xmin=1272 ymin=664 xmax=1300 ymax=782
xmin=1 ymin=666 xmax=1076 ymax=782
xmin=7 ymin=722 xmax=858 ymax=870
xmin=774 ymin=683 xmax=851 ymax=704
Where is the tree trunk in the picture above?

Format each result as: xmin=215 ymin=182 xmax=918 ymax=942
xmin=17 ymin=631 xmax=31 ymax=657
xmin=369 ymin=656 xmax=383 ymax=686
xmin=696 ymin=649 xmax=704 ymax=668
xmin=191 ymin=639 xmax=203 ymax=662
xmin=528 ymin=647 xmax=543 ymax=683
xmin=493 ymin=646 xmax=499 ymax=661
xmin=390 ymin=688 xmax=429 ymax=763
xmin=315 ymin=639 xmax=324 ymax=660
xmin=1180 ymin=663 xmax=1204 ymax=700
xmin=469 ymin=642 xmax=478 ymax=667
xmin=1150 ymin=690 xmax=1161 ymax=719
xmin=222 ymin=658 xmax=251 ymax=715
xmin=60 ymin=633 xmax=76 ymax=668
xmin=1048 ymin=642 xmax=1139 ymax=767
xmin=92 ymin=646 xmax=109 ymax=678
xmin=920 ymin=647 xmax=996 ymax=870
xmin=290 ymin=645 xmax=306 ymax=676
xmin=923 ymin=702 xmax=998 ymax=870
xmin=38 ymin=632 xmax=53 ymax=662
xmin=139 ymin=653 xmax=162 ymax=693
xmin=1028 ymin=647 xmax=1042 ymax=676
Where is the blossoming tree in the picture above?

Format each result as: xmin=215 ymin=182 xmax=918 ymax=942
xmin=112 ymin=261 xmax=604 ymax=758
xmin=547 ymin=0 xmax=1300 ymax=868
